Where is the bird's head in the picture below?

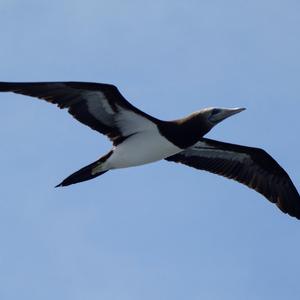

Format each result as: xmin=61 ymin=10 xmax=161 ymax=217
xmin=199 ymin=107 xmax=246 ymax=128
xmin=163 ymin=106 xmax=246 ymax=147
xmin=183 ymin=107 xmax=246 ymax=138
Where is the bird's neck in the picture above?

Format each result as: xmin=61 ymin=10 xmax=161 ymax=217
xmin=158 ymin=116 xmax=212 ymax=149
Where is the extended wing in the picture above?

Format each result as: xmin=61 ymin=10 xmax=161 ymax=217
xmin=166 ymin=138 xmax=300 ymax=219
xmin=0 ymin=81 xmax=159 ymax=145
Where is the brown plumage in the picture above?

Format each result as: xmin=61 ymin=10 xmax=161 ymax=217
xmin=166 ymin=138 xmax=300 ymax=219
xmin=0 ymin=81 xmax=299 ymax=219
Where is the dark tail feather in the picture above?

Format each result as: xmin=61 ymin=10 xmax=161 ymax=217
xmin=55 ymin=160 xmax=108 ymax=187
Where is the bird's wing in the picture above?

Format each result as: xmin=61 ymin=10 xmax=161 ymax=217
xmin=0 ymin=81 xmax=159 ymax=145
xmin=165 ymin=137 xmax=300 ymax=219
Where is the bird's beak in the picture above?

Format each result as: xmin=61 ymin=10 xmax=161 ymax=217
xmin=210 ymin=107 xmax=246 ymax=123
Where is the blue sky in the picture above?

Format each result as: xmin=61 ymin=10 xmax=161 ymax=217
xmin=0 ymin=1 xmax=300 ymax=299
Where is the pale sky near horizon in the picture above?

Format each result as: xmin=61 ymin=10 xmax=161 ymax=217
xmin=1 ymin=1 xmax=300 ymax=299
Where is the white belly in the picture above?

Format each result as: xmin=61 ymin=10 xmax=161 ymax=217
xmin=105 ymin=129 xmax=182 ymax=169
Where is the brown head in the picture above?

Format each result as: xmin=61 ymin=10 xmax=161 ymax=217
xmin=195 ymin=107 xmax=246 ymax=132
xmin=159 ymin=107 xmax=246 ymax=149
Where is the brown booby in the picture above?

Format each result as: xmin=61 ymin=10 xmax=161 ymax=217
xmin=0 ymin=81 xmax=299 ymax=219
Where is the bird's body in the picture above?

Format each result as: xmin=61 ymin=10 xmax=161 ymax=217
xmin=0 ymin=81 xmax=299 ymax=219
xmin=104 ymin=129 xmax=181 ymax=170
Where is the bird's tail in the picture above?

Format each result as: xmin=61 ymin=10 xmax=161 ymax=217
xmin=55 ymin=151 xmax=112 ymax=187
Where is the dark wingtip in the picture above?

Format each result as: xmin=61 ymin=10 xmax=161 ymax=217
xmin=55 ymin=179 xmax=70 ymax=187
xmin=0 ymin=82 xmax=13 ymax=91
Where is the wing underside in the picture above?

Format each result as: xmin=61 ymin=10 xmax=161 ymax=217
xmin=0 ymin=81 xmax=159 ymax=145
xmin=166 ymin=138 xmax=300 ymax=219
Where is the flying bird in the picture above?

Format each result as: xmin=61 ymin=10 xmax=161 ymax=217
xmin=0 ymin=81 xmax=299 ymax=219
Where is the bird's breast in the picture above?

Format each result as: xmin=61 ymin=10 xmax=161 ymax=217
xmin=105 ymin=129 xmax=182 ymax=169
xmin=157 ymin=120 xmax=210 ymax=149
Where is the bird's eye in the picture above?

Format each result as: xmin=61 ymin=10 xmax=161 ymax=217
xmin=211 ymin=108 xmax=221 ymax=115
